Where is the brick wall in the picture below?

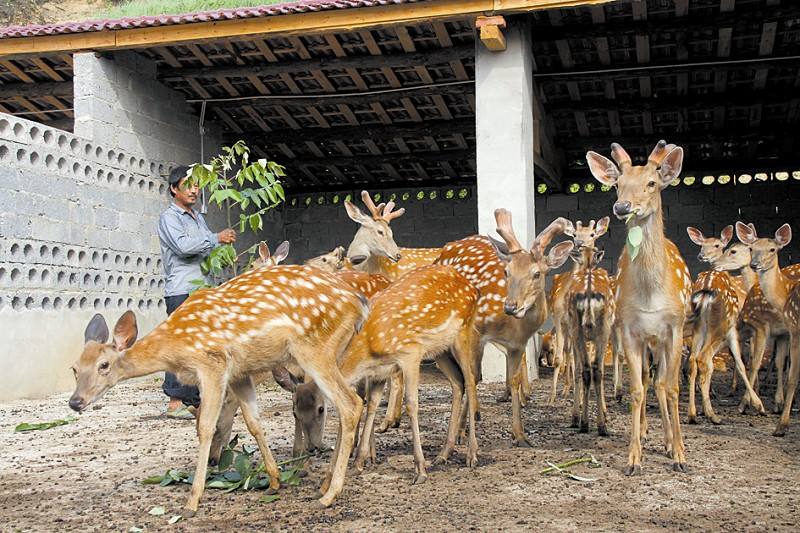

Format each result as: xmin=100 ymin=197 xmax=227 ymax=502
xmin=535 ymin=182 xmax=800 ymax=276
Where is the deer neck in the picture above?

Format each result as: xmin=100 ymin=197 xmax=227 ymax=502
xmin=740 ymin=266 xmax=758 ymax=293
xmin=117 ymin=332 xmax=174 ymax=380
xmin=625 ymin=208 xmax=667 ymax=293
xmin=757 ymin=260 xmax=791 ymax=313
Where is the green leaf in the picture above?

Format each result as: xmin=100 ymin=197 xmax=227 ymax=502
xmin=168 ymin=515 xmax=182 ymax=525
xmin=129 ymin=527 xmax=144 ymax=533
xmin=142 ymin=475 xmax=165 ymax=485
xmin=235 ymin=454 xmax=252 ymax=478
xmin=14 ymin=415 xmax=76 ymax=432
xmin=206 ymin=480 xmax=231 ymax=489
xmin=274 ymin=182 xmax=285 ymax=201
xmin=148 ymin=506 xmax=166 ymax=516
xmin=260 ymin=494 xmax=280 ymax=504
xmin=218 ymin=449 xmax=234 ymax=471
xmin=223 ymin=471 xmax=242 ymax=482
xmin=626 ymin=226 xmax=643 ymax=261
xmin=228 ymin=435 xmax=240 ymax=449
xmin=249 ymin=214 xmax=261 ymax=233
xmin=264 ymin=186 xmax=277 ymax=204
xmin=159 ymin=477 xmax=173 ymax=487
xmin=229 ymin=189 xmax=244 ymax=203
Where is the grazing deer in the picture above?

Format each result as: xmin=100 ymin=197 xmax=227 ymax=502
xmin=438 ymin=212 xmax=574 ymax=446
xmin=332 ymin=265 xmax=480 ymax=483
xmin=735 ymin=222 xmax=800 ymax=436
xmin=684 ymin=226 xmax=766 ymax=423
xmin=586 ymin=140 xmax=691 ymax=474
xmin=565 ymin=246 xmax=615 ymax=434
xmin=547 ymin=217 xmax=611 ymax=405
xmin=714 ymin=243 xmax=800 ymax=413
xmin=70 ymin=265 xmax=367 ymax=514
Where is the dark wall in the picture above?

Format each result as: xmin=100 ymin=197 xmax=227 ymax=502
xmin=535 ymin=181 xmax=800 ymax=277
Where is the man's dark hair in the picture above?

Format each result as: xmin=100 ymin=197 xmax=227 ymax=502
xmin=168 ymin=165 xmax=191 ymax=197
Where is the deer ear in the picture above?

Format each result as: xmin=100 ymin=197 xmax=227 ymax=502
xmin=586 ymin=151 xmax=621 ymax=187
xmin=657 ymin=146 xmax=684 ymax=187
xmin=775 ymin=223 xmax=792 ymax=248
xmin=273 ymin=241 xmax=290 ymax=264
xmin=720 ymin=225 xmax=734 ymax=247
xmin=592 ymin=249 xmax=605 ymax=267
xmin=258 ymin=242 xmax=270 ymax=263
xmin=84 ymin=313 xmax=109 ymax=344
xmin=272 ymin=366 xmax=297 ymax=393
xmin=595 ymin=216 xmax=610 ymax=237
xmin=344 ymin=200 xmax=371 ymax=225
xmin=686 ymin=226 xmax=706 ymax=246
xmin=736 ymin=221 xmax=757 ymax=245
xmin=546 ymin=241 xmax=575 ymax=270
xmin=112 ymin=310 xmax=138 ymax=351
xmin=562 ymin=220 xmax=576 ymax=237
xmin=487 ymin=235 xmax=512 ymax=264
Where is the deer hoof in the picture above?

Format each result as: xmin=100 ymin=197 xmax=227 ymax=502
xmin=579 ymin=423 xmax=589 ymax=433
xmin=569 ymin=416 xmax=580 ymax=429
xmin=182 ymin=508 xmax=197 ymax=519
xmin=672 ymin=462 xmax=688 ymax=473
xmin=466 ymin=452 xmax=479 ymax=468
xmin=623 ymin=464 xmax=642 ymax=476
xmin=687 ymin=416 xmax=697 ymax=425
xmin=615 ymin=392 xmax=623 ymax=403
xmin=411 ymin=472 xmax=428 ymax=485
xmin=773 ymin=425 xmax=787 ymax=437
xmin=710 ymin=415 xmax=722 ymax=425
xmin=432 ymin=455 xmax=449 ymax=466
xmin=598 ymin=426 xmax=609 ymax=437
xmin=773 ymin=404 xmax=783 ymax=415
xmin=512 ymin=436 xmax=532 ymax=448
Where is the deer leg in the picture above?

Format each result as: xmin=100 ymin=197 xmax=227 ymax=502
xmin=652 ymin=348 xmax=673 ymax=456
xmin=402 ymin=361 xmax=427 ymax=485
xmin=507 ymin=348 xmax=531 ymax=447
xmin=548 ymin=325 xmax=565 ymax=405
xmin=698 ymin=343 xmax=721 ymax=425
xmin=183 ymin=374 xmax=226 ymax=517
xmin=210 ymin=388 xmax=239 ymax=465
xmin=595 ymin=333 xmax=611 ymax=436
xmin=229 ymin=377 xmax=281 ymax=491
xmin=570 ymin=342 xmax=582 ymax=429
xmin=728 ymin=328 xmax=765 ymax=415
xmin=687 ymin=332 xmax=702 ymax=424
xmin=434 ymin=354 xmax=465 ymax=465
xmin=621 ymin=333 xmax=644 ymax=475
xmin=456 ymin=327 xmax=481 ymax=468
xmin=562 ymin=339 xmax=574 ymax=400
xmin=774 ymin=337 xmax=789 ymax=413
xmin=580 ymin=344 xmax=591 ymax=434
xmin=520 ymin=350 xmax=532 ymax=406
xmin=666 ymin=327 xmax=687 ymax=472
xmin=355 ymin=378 xmax=385 ymax=471
xmin=377 ymin=369 xmax=403 ymax=433
xmin=640 ymin=355 xmax=651 ymax=444
xmin=774 ymin=333 xmax=800 ymax=437
xmin=612 ymin=326 xmax=625 ymax=402
xmin=740 ymin=327 xmax=766 ymax=413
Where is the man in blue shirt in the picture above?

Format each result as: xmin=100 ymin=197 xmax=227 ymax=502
xmin=157 ymin=165 xmax=236 ymax=418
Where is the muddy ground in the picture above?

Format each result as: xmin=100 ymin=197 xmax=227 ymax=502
xmin=1 ymin=367 xmax=798 ymax=532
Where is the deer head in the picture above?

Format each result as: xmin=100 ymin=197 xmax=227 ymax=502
xmin=492 ymin=209 xmax=574 ymax=318
xmin=305 ymin=246 xmax=346 ymax=272
xmin=344 ymin=191 xmax=404 ymax=266
xmin=251 ymin=241 xmax=290 ymax=270
xmin=686 ymin=225 xmax=733 ymax=264
xmin=563 ymin=217 xmax=611 ymax=250
xmin=712 ymin=242 xmax=752 ymax=272
xmin=272 ymin=367 xmax=327 ymax=455
xmin=736 ymin=222 xmax=792 ymax=273
xmin=69 ymin=311 xmax=138 ymax=412
xmin=586 ymin=140 xmax=683 ymax=222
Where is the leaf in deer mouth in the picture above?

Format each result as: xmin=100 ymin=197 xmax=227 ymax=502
xmin=627 ymin=226 xmax=643 ymax=260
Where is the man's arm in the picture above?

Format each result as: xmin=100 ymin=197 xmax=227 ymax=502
xmin=158 ymin=213 xmax=219 ymax=258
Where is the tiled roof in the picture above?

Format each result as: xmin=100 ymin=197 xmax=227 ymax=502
xmin=0 ymin=0 xmax=428 ymax=39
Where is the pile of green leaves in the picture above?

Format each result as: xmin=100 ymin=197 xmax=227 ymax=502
xmin=142 ymin=435 xmax=306 ymax=503
xmin=14 ymin=414 xmax=77 ymax=432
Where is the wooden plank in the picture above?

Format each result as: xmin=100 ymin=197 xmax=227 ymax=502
xmin=295 ymin=165 xmax=323 ymax=186
xmin=370 ymin=102 xmax=393 ymax=125
xmin=632 ymin=0 xmax=648 ymax=20
xmin=675 ymin=0 xmax=689 ymax=17
xmin=450 ymin=59 xmax=469 ymax=80
xmin=635 ymin=34 xmax=650 ymax=64
xmin=567 ymin=81 xmax=581 ymax=101
xmin=155 ymin=46 xmax=182 ymax=67
xmin=332 ymin=140 xmax=353 ymax=156
xmin=243 ymin=105 xmax=272 ymax=132
xmin=187 ymin=78 xmax=211 ymax=99
xmin=279 ymin=73 xmax=302 ymax=94
xmin=641 ymin=110 xmax=653 ymax=135
xmin=0 ymin=59 xmax=34 ymax=83
xmin=717 ymin=27 xmax=732 ymax=58
xmin=401 ymin=97 xmax=423 ymax=122
xmin=755 ymin=21 xmax=778 ymax=90
xmin=395 ymin=26 xmax=417 ymax=52
xmin=345 ymin=67 xmax=369 ymax=91
xmin=359 ymin=30 xmax=383 ymax=56
xmin=216 ymin=76 xmax=240 ymax=97
xmin=159 ymin=45 xmax=474 ymax=80
xmin=337 ymin=103 xmax=360 ymax=125
xmin=310 ymin=70 xmax=336 ymax=92
xmin=713 ymin=105 xmax=726 ymax=129
xmin=187 ymin=44 xmax=213 ymax=66
xmin=590 ymin=5 xmax=605 ymax=23
xmin=381 ymin=66 xmax=402 ymax=88
xmin=555 ymin=40 xmax=574 ymax=69
xmin=433 ymin=22 xmax=453 ymax=48
xmin=720 ymin=0 xmax=735 ymax=12
xmin=607 ymin=110 xmax=621 ymax=136
xmin=275 ymin=105 xmax=301 ymax=129
xmin=0 ymin=80 xmax=71 ymax=99
xmin=276 ymin=142 xmax=296 ymax=159
xmin=307 ymin=106 xmax=330 ymax=128
xmin=214 ymin=107 xmax=243 ymax=133
xmin=246 ymin=74 xmax=271 ymax=95
xmin=254 ymin=40 xmax=279 ymax=62
xmin=412 ymin=162 xmax=432 ymax=180
xmin=363 ymin=139 xmax=382 ymax=155
xmin=288 ymin=36 xmax=312 ymax=60
xmin=304 ymin=140 xmax=326 ymax=157
xmin=12 ymin=96 xmax=49 ymax=121
xmin=594 ymin=37 xmax=610 ymax=66
xmin=431 ymin=94 xmax=453 ymax=120
xmin=282 ymin=149 xmax=475 ymax=169
xmin=31 ymin=57 xmax=63 ymax=81
xmin=324 ymin=34 xmax=347 ymax=57
xmin=414 ymin=66 xmax=434 ymax=84
xmin=574 ymin=111 xmax=590 ymax=136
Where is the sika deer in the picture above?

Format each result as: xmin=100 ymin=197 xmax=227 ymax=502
xmin=334 ymin=265 xmax=481 ymax=483
xmin=438 ymin=212 xmax=574 ymax=446
xmin=684 ymin=226 xmax=766 ymax=423
xmin=305 ymin=246 xmax=346 ymax=272
xmin=587 ymin=140 xmax=691 ymax=474
xmin=736 ymin=222 xmax=800 ymax=436
xmin=565 ymin=246 xmax=615 ymax=434
xmin=547 ymin=217 xmax=611 ymax=405
xmin=70 ymin=265 xmax=367 ymax=513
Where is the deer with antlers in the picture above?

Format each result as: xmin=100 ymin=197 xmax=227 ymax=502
xmin=437 ymin=211 xmax=574 ymax=446
xmin=586 ymin=140 xmax=691 ymax=474
xmin=70 ymin=264 xmax=368 ymax=514
xmin=564 ymin=245 xmax=615 ymax=434
xmin=714 ymin=242 xmax=800 ymax=413
xmin=684 ymin=226 xmax=766 ymax=423
xmin=547 ymin=217 xmax=611 ymax=405
xmin=736 ymin=222 xmax=800 ymax=436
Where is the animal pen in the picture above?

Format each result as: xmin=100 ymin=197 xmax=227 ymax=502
xmin=0 ymin=0 xmax=799 ymax=530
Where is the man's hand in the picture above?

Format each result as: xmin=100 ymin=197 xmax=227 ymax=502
xmin=218 ymin=229 xmax=237 ymax=244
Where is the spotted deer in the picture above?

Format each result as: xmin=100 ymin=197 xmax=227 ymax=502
xmin=736 ymin=222 xmax=800 ymax=436
xmin=332 ymin=265 xmax=481 ymax=483
xmin=70 ymin=265 xmax=367 ymax=514
xmin=547 ymin=217 xmax=611 ymax=405
xmin=438 ymin=211 xmax=574 ymax=446
xmin=714 ymin=243 xmax=800 ymax=413
xmin=305 ymin=246 xmax=346 ymax=272
xmin=587 ymin=140 xmax=691 ymax=474
xmin=564 ymin=246 xmax=615 ymax=434
xmin=684 ymin=226 xmax=766 ymax=423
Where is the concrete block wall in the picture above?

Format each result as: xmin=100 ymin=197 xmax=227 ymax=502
xmin=0 ymin=113 xmax=173 ymax=400
xmin=535 ymin=182 xmax=800 ymax=277
xmin=73 ymin=51 xmax=222 ymax=171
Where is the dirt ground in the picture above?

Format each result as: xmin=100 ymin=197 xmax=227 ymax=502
xmin=1 ymin=367 xmax=798 ymax=532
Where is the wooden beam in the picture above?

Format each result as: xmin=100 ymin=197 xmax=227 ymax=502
xmin=0 ymin=80 xmax=71 ymax=99
xmin=476 ymin=16 xmax=507 ymax=52
xmin=159 ymin=44 xmax=474 ymax=81
xmin=754 ymin=21 xmax=778 ymax=90
xmin=279 ymin=149 xmax=474 ymax=168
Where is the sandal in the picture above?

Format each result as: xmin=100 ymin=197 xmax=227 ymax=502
xmin=165 ymin=405 xmax=195 ymax=419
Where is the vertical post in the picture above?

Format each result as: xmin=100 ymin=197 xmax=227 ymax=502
xmin=475 ymin=18 xmax=538 ymax=381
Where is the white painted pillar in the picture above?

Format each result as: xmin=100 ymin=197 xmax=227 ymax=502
xmin=475 ymin=19 xmax=538 ymax=382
